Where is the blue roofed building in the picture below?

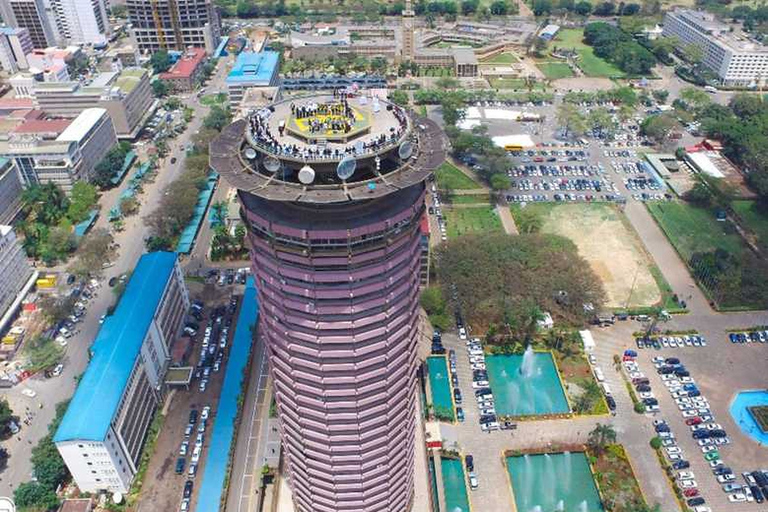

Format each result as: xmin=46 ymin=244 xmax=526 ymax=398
xmin=225 ymin=51 xmax=280 ymax=106
xmin=54 ymin=252 xmax=189 ymax=494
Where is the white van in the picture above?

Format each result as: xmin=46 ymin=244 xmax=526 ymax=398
xmin=594 ymin=367 xmax=605 ymax=382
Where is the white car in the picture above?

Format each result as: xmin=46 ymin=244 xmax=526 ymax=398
xmin=697 ymin=439 xmax=713 ymax=447
xmin=471 ymin=364 xmax=486 ymax=371
xmin=678 ymin=479 xmax=697 ymax=489
xmin=678 ymin=471 xmax=695 ymax=480
xmin=52 ymin=364 xmax=63 ymax=377
xmin=665 ymin=446 xmax=682 ymax=455
xmin=469 ymin=356 xmax=484 ymax=364
xmin=458 ymin=327 xmax=467 ymax=340
xmin=480 ymin=422 xmax=499 ymax=432
xmin=471 ymin=381 xmax=489 ymax=389
xmin=681 ymin=410 xmax=697 ymax=418
xmin=728 ymin=493 xmax=747 ymax=503
xmin=701 ymin=445 xmax=717 ymax=453
xmin=717 ymin=474 xmax=736 ymax=483
xmin=21 ymin=388 xmax=36 ymax=398
xmin=56 ymin=336 xmax=68 ymax=347
xmin=469 ymin=473 xmax=478 ymax=490
xmin=629 ymin=372 xmax=644 ymax=379
xmin=480 ymin=408 xmax=495 ymax=416
xmin=201 ymin=406 xmax=211 ymax=421
xmin=639 ymin=392 xmax=654 ymax=399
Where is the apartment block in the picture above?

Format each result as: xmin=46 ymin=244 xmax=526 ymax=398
xmin=55 ymin=252 xmax=189 ymax=494
xmin=0 ymin=158 xmax=23 ymax=224
xmin=0 ymin=0 xmax=61 ymax=48
xmin=126 ymin=0 xmax=220 ymax=53
xmin=0 ymin=225 xmax=35 ymax=335
xmin=158 ymin=47 xmax=206 ymax=93
xmin=663 ymin=9 xmax=768 ymax=86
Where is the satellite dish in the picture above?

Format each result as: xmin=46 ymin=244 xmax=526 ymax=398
xmin=263 ymin=155 xmax=281 ymax=173
xmin=113 ymin=493 xmax=124 ymax=504
xmin=336 ymin=156 xmax=357 ymax=180
xmin=298 ymin=165 xmax=315 ymax=184
xmin=354 ymin=141 xmax=364 ymax=154
xmin=398 ymin=141 xmax=414 ymax=160
xmin=244 ymin=147 xmax=257 ymax=159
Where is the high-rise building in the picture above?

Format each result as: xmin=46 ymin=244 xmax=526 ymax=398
xmin=0 ymin=225 xmax=35 ymax=335
xmin=0 ymin=158 xmax=23 ymax=224
xmin=210 ymin=94 xmax=445 ymax=512
xmin=663 ymin=9 xmax=768 ymax=87
xmin=126 ymin=0 xmax=220 ymax=53
xmin=0 ymin=0 xmax=60 ymax=48
xmin=50 ymin=0 xmax=110 ymax=45
xmin=0 ymin=27 xmax=32 ymax=72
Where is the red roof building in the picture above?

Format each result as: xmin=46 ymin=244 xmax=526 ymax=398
xmin=159 ymin=48 xmax=207 ymax=93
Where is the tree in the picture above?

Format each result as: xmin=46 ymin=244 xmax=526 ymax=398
xmin=203 ymin=105 xmax=232 ymax=132
xmin=588 ymin=423 xmax=617 ymax=452
xmin=66 ymin=181 xmax=98 ymax=224
xmin=436 ymin=76 xmax=460 ymax=90
xmin=152 ymin=79 xmax=169 ymax=97
xmin=533 ymin=37 xmax=548 ymax=57
xmin=729 ymin=93 xmax=764 ymax=119
xmin=93 ymin=143 xmax=132 ymax=189
xmin=490 ymin=0 xmax=510 ymax=14
xmin=23 ymin=336 xmax=64 ymax=373
xmin=150 ymin=50 xmax=172 ymax=74
xmin=21 ymin=183 xmax=69 ymax=226
xmin=440 ymin=94 xmax=465 ymax=127
xmin=651 ymin=89 xmax=669 ymax=104
xmin=42 ymin=220 xmax=76 ymax=265
xmin=588 ymin=107 xmax=617 ymax=139
xmin=683 ymin=182 xmax=714 ymax=207
xmin=490 ymin=173 xmax=511 ymax=191
xmin=0 ymin=400 xmax=15 ymax=439
xmin=574 ymin=0 xmax=592 ymax=14
xmin=533 ymin=0 xmax=552 ymax=15
xmin=120 ymin=196 xmax=139 ymax=216
xmin=68 ymin=228 xmax=115 ymax=278
xmin=683 ymin=43 xmax=704 ymax=68
xmin=389 ymin=90 xmax=409 ymax=107
xmin=680 ymin=87 xmax=711 ymax=113
xmin=37 ymin=296 xmax=76 ymax=326
xmin=515 ymin=207 xmax=543 ymax=233
xmin=13 ymin=482 xmax=59 ymax=511
xmin=592 ymin=1 xmax=615 ymax=14
xmin=640 ymin=113 xmax=678 ymax=146
xmin=649 ymin=436 xmax=663 ymax=449
xmin=556 ymin=103 xmax=587 ymax=138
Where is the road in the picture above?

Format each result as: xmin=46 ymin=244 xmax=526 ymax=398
xmin=0 ymin=55 xmax=233 ymax=497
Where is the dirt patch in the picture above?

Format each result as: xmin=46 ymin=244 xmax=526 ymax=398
xmin=540 ymin=204 xmax=661 ymax=308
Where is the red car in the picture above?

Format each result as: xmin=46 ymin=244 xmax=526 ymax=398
xmin=685 ymin=417 xmax=702 ymax=426
xmin=683 ymin=489 xmax=700 ymax=498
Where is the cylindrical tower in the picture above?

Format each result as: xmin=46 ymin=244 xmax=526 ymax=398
xmin=210 ymin=94 xmax=445 ymax=512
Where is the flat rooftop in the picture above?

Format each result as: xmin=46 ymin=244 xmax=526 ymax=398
xmin=160 ymin=47 xmax=206 ymax=80
xmin=226 ymin=51 xmax=279 ymax=86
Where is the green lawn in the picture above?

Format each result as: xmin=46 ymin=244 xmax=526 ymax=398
xmin=553 ymin=29 xmax=625 ymax=78
xmin=435 ymin=162 xmax=481 ymax=190
xmin=732 ymin=200 xmax=768 ymax=251
xmin=646 ymin=202 xmax=744 ymax=260
xmin=537 ymin=61 xmax=574 ymax=80
xmin=449 ymin=194 xmax=491 ymax=204
xmin=482 ymin=52 xmax=518 ymax=65
xmin=488 ymin=79 xmax=545 ymax=90
xmin=200 ymin=93 xmax=228 ymax=106
xmin=444 ymin=206 xmax=503 ymax=239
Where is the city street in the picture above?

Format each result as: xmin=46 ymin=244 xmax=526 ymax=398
xmin=0 ymin=54 xmax=233 ymax=497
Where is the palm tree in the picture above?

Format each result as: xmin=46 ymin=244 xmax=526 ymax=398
xmin=588 ymin=423 xmax=617 ymax=452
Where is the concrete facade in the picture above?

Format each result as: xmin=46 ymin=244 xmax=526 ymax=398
xmin=663 ymin=9 xmax=768 ymax=86
xmin=0 ymin=226 xmax=34 ymax=335
xmin=126 ymin=0 xmax=220 ymax=53
xmin=0 ymin=158 xmax=23 ymax=224
xmin=0 ymin=27 xmax=32 ymax=72
xmin=0 ymin=0 xmax=60 ymax=48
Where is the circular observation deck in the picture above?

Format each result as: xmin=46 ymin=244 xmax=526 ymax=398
xmin=209 ymin=93 xmax=447 ymax=204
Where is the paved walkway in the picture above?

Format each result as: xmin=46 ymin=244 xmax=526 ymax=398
xmin=496 ymin=204 xmax=519 ymax=235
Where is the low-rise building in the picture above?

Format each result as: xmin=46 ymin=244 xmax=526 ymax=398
xmin=32 ymin=68 xmax=154 ymax=139
xmin=54 ymin=252 xmax=189 ymax=494
xmin=226 ymin=51 xmax=279 ymax=106
xmin=0 ymin=108 xmax=117 ymax=191
xmin=159 ymin=47 xmax=206 ymax=93
xmin=0 ymin=225 xmax=35 ymax=335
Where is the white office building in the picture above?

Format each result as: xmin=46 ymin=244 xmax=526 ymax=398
xmin=51 ymin=0 xmax=109 ymax=45
xmin=55 ymin=252 xmax=189 ymax=494
xmin=663 ymin=9 xmax=768 ymax=87
xmin=0 ymin=108 xmax=117 ymax=192
xmin=0 ymin=27 xmax=32 ymax=72
xmin=0 ymin=226 xmax=36 ymax=335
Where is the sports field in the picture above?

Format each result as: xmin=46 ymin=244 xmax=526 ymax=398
xmin=435 ymin=162 xmax=481 ymax=190
xmin=481 ymin=52 xmax=518 ymax=65
xmin=553 ymin=29 xmax=625 ymax=78
xmin=512 ymin=203 xmax=661 ymax=308
xmin=537 ymin=61 xmax=574 ymax=79
xmin=444 ymin=206 xmax=503 ymax=239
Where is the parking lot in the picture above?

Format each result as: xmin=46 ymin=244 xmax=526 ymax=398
xmin=135 ymin=282 xmax=242 ymax=512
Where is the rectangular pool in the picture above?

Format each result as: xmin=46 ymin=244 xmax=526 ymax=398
xmin=506 ymin=452 xmax=603 ymax=512
xmin=427 ymin=356 xmax=454 ymax=420
xmin=441 ymin=457 xmax=470 ymax=512
xmin=486 ymin=352 xmax=569 ymax=416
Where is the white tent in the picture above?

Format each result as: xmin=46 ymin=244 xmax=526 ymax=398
xmin=579 ymin=329 xmax=596 ymax=351
xmin=491 ymin=134 xmax=536 ymax=148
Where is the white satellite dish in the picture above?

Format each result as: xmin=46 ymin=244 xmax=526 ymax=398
xmin=298 ymin=165 xmax=315 ymax=184
xmin=244 ymin=147 xmax=257 ymax=159
xmin=336 ymin=156 xmax=357 ymax=180
xmin=263 ymin=156 xmax=281 ymax=173
xmin=112 ymin=492 xmax=124 ymax=504
xmin=398 ymin=141 xmax=414 ymax=160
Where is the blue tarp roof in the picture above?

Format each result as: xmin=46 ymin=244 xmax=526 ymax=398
xmin=110 ymin=151 xmax=137 ymax=186
xmin=73 ymin=209 xmax=99 ymax=238
xmin=195 ymin=277 xmax=258 ymax=512
xmin=214 ymin=36 xmax=230 ymax=58
xmin=225 ymin=51 xmax=279 ymax=86
xmin=54 ymin=252 xmax=178 ymax=443
xmin=176 ymin=173 xmax=218 ymax=254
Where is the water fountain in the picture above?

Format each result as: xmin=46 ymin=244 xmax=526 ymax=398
xmin=520 ymin=345 xmax=536 ymax=378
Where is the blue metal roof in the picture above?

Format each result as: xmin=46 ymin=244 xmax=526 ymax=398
xmin=225 ymin=51 xmax=279 ymax=86
xmin=54 ymin=252 xmax=178 ymax=443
